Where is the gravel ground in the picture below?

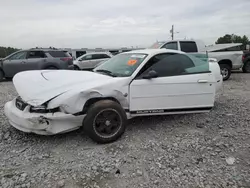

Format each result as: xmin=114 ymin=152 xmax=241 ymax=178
xmin=0 ymin=73 xmax=250 ymax=188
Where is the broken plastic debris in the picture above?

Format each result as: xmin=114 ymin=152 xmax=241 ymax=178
xmin=226 ymin=157 xmax=235 ymax=165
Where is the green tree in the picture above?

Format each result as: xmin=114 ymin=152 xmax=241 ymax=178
xmin=0 ymin=46 xmax=20 ymax=58
xmin=216 ymin=34 xmax=249 ymax=46
xmin=216 ymin=34 xmax=233 ymax=44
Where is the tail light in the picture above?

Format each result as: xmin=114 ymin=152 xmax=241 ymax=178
xmin=60 ymin=57 xmax=72 ymax=62
xmin=242 ymin=54 xmax=246 ymax=62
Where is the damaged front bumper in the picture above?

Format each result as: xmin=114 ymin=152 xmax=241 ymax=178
xmin=4 ymin=98 xmax=86 ymax=135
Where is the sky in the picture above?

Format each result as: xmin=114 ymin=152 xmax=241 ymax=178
xmin=0 ymin=0 xmax=250 ymax=49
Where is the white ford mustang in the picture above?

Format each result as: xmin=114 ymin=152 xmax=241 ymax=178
xmin=4 ymin=49 xmax=222 ymax=143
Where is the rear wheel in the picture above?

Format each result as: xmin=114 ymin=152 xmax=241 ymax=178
xmin=83 ymin=100 xmax=127 ymax=144
xmin=74 ymin=65 xmax=80 ymax=70
xmin=242 ymin=61 xmax=250 ymax=73
xmin=219 ymin=64 xmax=231 ymax=81
xmin=0 ymin=70 xmax=4 ymax=82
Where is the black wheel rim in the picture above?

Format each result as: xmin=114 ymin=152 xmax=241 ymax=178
xmin=221 ymin=68 xmax=228 ymax=79
xmin=93 ymin=109 xmax=122 ymax=138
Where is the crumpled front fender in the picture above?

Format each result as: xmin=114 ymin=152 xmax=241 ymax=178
xmin=47 ymin=89 xmax=129 ymax=114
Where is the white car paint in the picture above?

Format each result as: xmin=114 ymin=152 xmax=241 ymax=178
xmin=4 ymin=49 xmax=222 ymax=135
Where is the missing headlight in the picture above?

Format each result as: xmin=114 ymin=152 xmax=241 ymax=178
xmin=30 ymin=106 xmax=60 ymax=113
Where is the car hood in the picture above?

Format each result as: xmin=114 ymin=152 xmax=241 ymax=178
xmin=13 ymin=70 xmax=118 ymax=106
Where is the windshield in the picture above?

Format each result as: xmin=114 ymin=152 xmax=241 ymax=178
xmin=93 ymin=53 xmax=147 ymax=77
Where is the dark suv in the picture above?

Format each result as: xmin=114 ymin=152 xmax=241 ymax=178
xmin=0 ymin=48 xmax=73 ymax=81
xmin=242 ymin=50 xmax=250 ymax=73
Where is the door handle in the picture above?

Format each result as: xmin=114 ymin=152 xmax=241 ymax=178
xmin=198 ymin=80 xmax=208 ymax=83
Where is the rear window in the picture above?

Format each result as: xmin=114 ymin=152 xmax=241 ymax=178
xmin=47 ymin=51 xmax=70 ymax=58
xmin=180 ymin=42 xmax=198 ymax=53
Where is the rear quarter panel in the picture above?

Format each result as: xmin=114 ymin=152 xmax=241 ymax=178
xmin=40 ymin=58 xmax=66 ymax=69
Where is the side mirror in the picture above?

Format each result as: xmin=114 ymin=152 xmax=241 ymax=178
xmin=143 ymin=70 xmax=158 ymax=79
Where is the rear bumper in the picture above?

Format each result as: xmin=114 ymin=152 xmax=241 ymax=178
xmin=232 ymin=64 xmax=243 ymax=70
xmin=4 ymin=99 xmax=85 ymax=135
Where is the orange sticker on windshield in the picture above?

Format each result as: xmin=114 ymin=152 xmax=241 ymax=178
xmin=127 ymin=59 xmax=137 ymax=66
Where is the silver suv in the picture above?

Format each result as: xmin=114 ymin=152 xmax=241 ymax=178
xmin=73 ymin=52 xmax=112 ymax=70
xmin=0 ymin=48 xmax=73 ymax=81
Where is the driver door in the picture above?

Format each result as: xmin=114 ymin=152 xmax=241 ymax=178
xmin=129 ymin=53 xmax=216 ymax=116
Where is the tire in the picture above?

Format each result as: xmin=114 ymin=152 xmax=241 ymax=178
xmin=219 ymin=64 xmax=231 ymax=81
xmin=83 ymin=100 xmax=127 ymax=144
xmin=242 ymin=61 xmax=250 ymax=73
xmin=74 ymin=65 xmax=80 ymax=70
xmin=0 ymin=70 xmax=4 ymax=82
xmin=45 ymin=66 xmax=58 ymax=70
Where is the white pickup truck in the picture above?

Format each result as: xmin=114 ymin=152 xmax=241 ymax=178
xmin=150 ymin=40 xmax=243 ymax=80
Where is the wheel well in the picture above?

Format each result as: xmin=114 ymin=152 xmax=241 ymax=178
xmin=218 ymin=59 xmax=232 ymax=68
xmin=45 ymin=66 xmax=58 ymax=69
xmin=82 ymin=97 xmax=120 ymax=114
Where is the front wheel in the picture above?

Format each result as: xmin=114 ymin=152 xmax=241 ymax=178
xmin=83 ymin=100 xmax=127 ymax=144
xmin=242 ymin=61 xmax=250 ymax=73
xmin=219 ymin=64 xmax=231 ymax=81
xmin=74 ymin=65 xmax=80 ymax=70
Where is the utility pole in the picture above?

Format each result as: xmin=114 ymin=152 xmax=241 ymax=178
xmin=170 ymin=25 xmax=179 ymax=40
xmin=170 ymin=25 xmax=174 ymax=40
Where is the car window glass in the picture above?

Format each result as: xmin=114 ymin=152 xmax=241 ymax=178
xmin=94 ymin=53 xmax=147 ymax=77
xmin=136 ymin=53 xmax=172 ymax=77
xmin=48 ymin=51 xmax=70 ymax=58
xmin=180 ymin=42 xmax=198 ymax=52
xmin=100 ymin=54 xmax=110 ymax=58
xmin=185 ymin=54 xmax=209 ymax=73
xmin=8 ymin=51 xmax=27 ymax=60
xmin=84 ymin=54 xmax=92 ymax=60
xmin=92 ymin=54 xmax=101 ymax=59
xmin=139 ymin=53 xmax=209 ymax=78
xmin=162 ymin=42 xmax=178 ymax=50
xmin=28 ymin=51 xmax=46 ymax=59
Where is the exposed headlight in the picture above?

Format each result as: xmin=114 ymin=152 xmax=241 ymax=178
xmin=30 ymin=105 xmax=47 ymax=113
xmin=30 ymin=105 xmax=60 ymax=113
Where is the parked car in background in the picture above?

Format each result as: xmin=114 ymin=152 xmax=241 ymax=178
xmin=0 ymin=48 xmax=73 ymax=81
xmin=73 ymin=52 xmax=113 ymax=70
xmin=242 ymin=50 xmax=250 ymax=73
xmin=150 ymin=40 xmax=243 ymax=80
xmin=4 ymin=49 xmax=222 ymax=143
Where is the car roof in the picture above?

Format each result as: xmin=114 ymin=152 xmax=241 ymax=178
xmin=29 ymin=48 xmax=66 ymax=52
xmin=85 ymin=52 xmax=111 ymax=55
xmin=123 ymin=48 xmax=185 ymax=56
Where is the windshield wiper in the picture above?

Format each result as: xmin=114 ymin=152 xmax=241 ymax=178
xmin=95 ymin=69 xmax=117 ymax=77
